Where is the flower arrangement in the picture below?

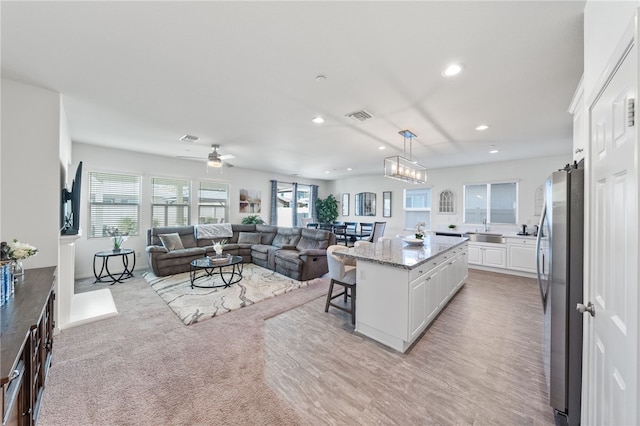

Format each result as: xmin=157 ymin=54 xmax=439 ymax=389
xmin=213 ymin=240 xmax=227 ymax=256
xmin=106 ymin=227 xmax=129 ymax=250
xmin=415 ymin=222 xmax=426 ymax=239
xmin=5 ymin=239 xmax=38 ymax=260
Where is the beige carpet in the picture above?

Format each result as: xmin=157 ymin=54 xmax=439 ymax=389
xmin=38 ymin=272 xmax=330 ymax=426
xmin=143 ymin=264 xmax=318 ymax=325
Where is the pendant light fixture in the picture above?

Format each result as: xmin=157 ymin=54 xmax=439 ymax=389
xmin=383 ymin=130 xmax=427 ymax=184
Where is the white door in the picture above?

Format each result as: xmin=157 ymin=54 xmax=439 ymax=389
xmin=585 ymin=21 xmax=638 ymax=425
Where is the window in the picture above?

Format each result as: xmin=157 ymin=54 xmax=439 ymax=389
xmin=88 ymin=172 xmax=141 ymax=238
xmin=151 ymin=177 xmax=190 ymax=227
xmin=464 ymin=182 xmax=517 ymax=224
xmin=404 ymin=188 xmax=432 ymax=230
xmin=296 ymin=184 xmax=311 ymax=225
xmin=198 ymin=181 xmax=229 ymax=223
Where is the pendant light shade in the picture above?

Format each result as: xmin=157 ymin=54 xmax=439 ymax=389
xmin=384 ymin=130 xmax=427 ymax=184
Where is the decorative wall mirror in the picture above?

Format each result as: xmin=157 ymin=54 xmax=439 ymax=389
xmin=383 ymin=191 xmax=392 ymax=217
xmin=438 ymin=189 xmax=455 ymax=214
xmin=355 ymin=192 xmax=376 ymax=216
xmin=342 ymin=193 xmax=350 ymax=216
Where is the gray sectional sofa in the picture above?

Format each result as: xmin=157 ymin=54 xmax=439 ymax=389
xmin=146 ymin=224 xmax=336 ymax=281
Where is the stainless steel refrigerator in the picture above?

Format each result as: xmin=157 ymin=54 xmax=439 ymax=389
xmin=536 ymin=162 xmax=583 ymax=426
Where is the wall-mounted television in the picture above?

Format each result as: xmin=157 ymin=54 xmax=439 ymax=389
xmin=61 ymin=161 xmax=82 ymax=235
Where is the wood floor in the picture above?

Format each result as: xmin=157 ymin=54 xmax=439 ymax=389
xmin=264 ymin=269 xmax=555 ymax=425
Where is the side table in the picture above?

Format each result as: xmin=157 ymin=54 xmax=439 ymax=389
xmin=93 ymin=249 xmax=135 ymax=284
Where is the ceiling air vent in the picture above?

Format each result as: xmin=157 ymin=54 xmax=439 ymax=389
xmin=345 ymin=109 xmax=373 ymax=122
xmin=179 ymin=134 xmax=199 ymax=142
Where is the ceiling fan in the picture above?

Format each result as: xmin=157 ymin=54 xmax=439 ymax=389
xmin=178 ymin=144 xmax=235 ymax=168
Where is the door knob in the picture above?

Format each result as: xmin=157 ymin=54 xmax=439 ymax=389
xmin=576 ymin=302 xmax=595 ymax=317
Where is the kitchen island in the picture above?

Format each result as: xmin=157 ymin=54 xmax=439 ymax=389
xmin=336 ymin=236 xmax=468 ymax=352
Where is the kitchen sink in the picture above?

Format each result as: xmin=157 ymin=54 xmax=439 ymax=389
xmin=463 ymin=232 xmax=505 ymax=244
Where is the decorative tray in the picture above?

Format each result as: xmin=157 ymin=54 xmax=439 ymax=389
xmin=208 ymin=255 xmax=231 ymax=264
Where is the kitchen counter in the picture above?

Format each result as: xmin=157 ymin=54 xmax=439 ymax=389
xmin=334 ymin=236 xmax=469 ymax=353
xmin=335 ymin=235 xmax=468 ymax=269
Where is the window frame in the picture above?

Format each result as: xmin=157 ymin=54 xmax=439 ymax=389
xmin=150 ymin=176 xmax=191 ymax=227
xmin=403 ymin=187 xmax=432 ymax=231
xmin=463 ymin=181 xmax=518 ymax=225
xmin=197 ymin=181 xmax=230 ymax=224
xmin=88 ymin=171 xmax=141 ymax=239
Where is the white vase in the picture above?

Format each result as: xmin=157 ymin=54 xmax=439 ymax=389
xmin=215 ymin=248 xmax=223 ymax=257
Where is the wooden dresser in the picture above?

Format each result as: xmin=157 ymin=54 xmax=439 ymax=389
xmin=1 ymin=267 xmax=55 ymax=426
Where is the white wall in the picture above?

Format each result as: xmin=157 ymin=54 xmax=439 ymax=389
xmin=328 ymin=154 xmax=571 ymax=239
xmin=584 ymin=1 xmax=639 ymax=101
xmin=71 ymin=142 xmax=329 ymax=278
xmin=1 ymin=78 xmax=61 ymax=268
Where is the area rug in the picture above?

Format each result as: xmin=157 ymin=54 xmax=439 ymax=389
xmin=143 ymin=264 xmax=318 ymax=325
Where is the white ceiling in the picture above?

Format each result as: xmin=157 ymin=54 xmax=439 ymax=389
xmin=1 ymin=1 xmax=585 ymax=180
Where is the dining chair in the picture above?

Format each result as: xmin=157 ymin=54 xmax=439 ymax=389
xmin=345 ymin=222 xmax=358 ymax=233
xmin=324 ymin=245 xmax=356 ymax=324
xmin=369 ymin=222 xmax=387 ymax=242
xmin=332 ymin=224 xmax=348 ymax=245
xmin=359 ymin=223 xmax=374 ymax=239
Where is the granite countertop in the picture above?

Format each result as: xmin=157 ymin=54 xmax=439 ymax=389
xmin=335 ymin=235 xmax=468 ymax=270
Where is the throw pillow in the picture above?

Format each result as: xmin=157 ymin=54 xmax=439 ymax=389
xmin=237 ymin=232 xmax=261 ymax=244
xmin=159 ymin=233 xmax=184 ymax=251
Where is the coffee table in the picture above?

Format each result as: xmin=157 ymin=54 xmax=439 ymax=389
xmin=189 ymin=255 xmax=243 ymax=289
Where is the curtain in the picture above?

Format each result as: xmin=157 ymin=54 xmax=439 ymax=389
xmin=291 ymin=182 xmax=298 ymax=226
xmin=269 ymin=180 xmax=278 ymax=225
xmin=310 ymin=184 xmax=318 ymax=222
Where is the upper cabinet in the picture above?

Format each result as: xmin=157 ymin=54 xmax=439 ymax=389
xmin=569 ymin=75 xmax=585 ymax=162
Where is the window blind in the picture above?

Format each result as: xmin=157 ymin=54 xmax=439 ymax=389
xmin=89 ymin=172 xmax=141 ymax=238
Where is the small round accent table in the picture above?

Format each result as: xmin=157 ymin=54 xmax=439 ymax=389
xmin=93 ymin=248 xmax=136 ymax=284
xmin=190 ymin=255 xmax=243 ymax=289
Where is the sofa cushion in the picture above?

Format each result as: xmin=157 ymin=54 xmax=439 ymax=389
xmin=256 ymin=224 xmax=277 ymax=245
xmin=159 ymin=233 xmax=184 ymax=251
xmin=238 ymin=232 xmax=261 ymax=244
xmin=272 ymin=227 xmax=301 ymax=248
xmin=296 ymin=228 xmax=331 ymax=251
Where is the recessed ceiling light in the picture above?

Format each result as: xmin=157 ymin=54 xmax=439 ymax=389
xmin=315 ymin=75 xmax=326 ymax=82
xmin=325 ymin=170 xmax=330 ymax=174
xmin=312 ymin=116 xmax=324 ymax=124
xmin=476 ymin=124 xmax=489 ymax=131
xmin=442 ymin=63 xmax=462 ymax=77
xmin=347 ymin=168 xmax=353 ymax=171
xmin=378 ymin=146 xmax=386 ymax=150
xmin=489 ymin=150 xmax=499 ymax=154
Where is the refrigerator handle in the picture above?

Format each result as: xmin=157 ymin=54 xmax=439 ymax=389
xmin=536 ymin=203 xmax=548 ymax=311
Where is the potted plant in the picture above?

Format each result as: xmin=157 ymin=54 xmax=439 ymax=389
xmin=316 ymin=194 xmax=339 ymax=225
xmin=241 ymin=215 xmax=266 ymax=225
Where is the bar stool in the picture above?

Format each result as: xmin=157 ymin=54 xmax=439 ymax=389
xmin=324 ymin=245 xmax=356 ymax=324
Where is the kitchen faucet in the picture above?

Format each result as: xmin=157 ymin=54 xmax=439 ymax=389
xmin=483 ymin=217 xmax=488 ymax=232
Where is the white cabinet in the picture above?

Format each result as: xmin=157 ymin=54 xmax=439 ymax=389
xmin=506 ymin=237 xmax=537 ymax=273
xmin=409 ymin=274 xmax=428 ymax=339
xmin=468 ymin=242 xmax=506 ymax=269
xmin=358 ymin=242 xmax=468 ymax=353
